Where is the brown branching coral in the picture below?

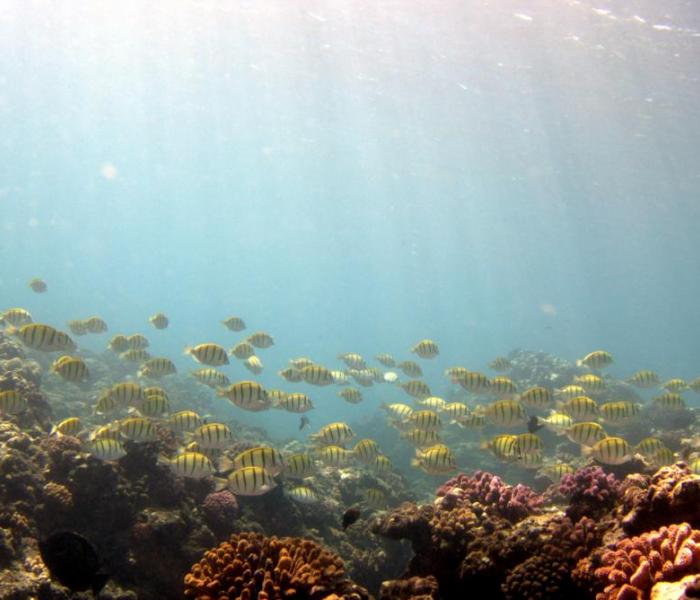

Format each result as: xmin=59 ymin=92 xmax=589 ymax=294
xmin=184 ymin=531 xmax=370 ymax=600
xmin=501 ymin=547 xmax=584 ymax=600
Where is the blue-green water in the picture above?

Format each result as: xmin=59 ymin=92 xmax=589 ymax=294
xmin=1 ymin=0 xmax=699 ymax=442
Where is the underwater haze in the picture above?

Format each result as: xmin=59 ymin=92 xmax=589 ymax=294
xmin=2 ymin=1 xmax=700 ymax=379
xmin=0 ymin=0 xmax=700 ymax=600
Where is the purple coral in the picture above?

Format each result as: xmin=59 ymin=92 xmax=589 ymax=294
xmin=436 ymin=471 xmax=544 ymax=523
xmin=201 ymin=490 xmax=238 ymax=535
xmin=558 ymin=466 xmax=621 ymax=521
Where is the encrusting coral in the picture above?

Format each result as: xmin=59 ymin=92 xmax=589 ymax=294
xmin=379 ymin=575 xmax=439 ymax=599
xmin=184 ymin=531 xmax=371 ymax=599
xmin=617 ymin=464 xmax=700 ymax=535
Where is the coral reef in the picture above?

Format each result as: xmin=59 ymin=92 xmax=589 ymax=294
xmin=201 ymin=490 xmax=239 ymax=537
xmin=184 ymin=531 xmax=370 ymax=599
xmin=379 ymin=575 xmax=439 ymax=600
xmin=650 ymin=574 xmax=700 ymax=599
xmin=559 ymin=466 xmax=622 ymax=521
xmin=575 ymin=523 xmax=700 ymax=599
xmin=0 ymin=331 xmax=52 ymax=430
xmin=5 ymin=336 xmax=700 ymax=600
xmin=435 ymin=471 xmax=544 ymax=523
xmin=618 ymin=464 xmax=700 ymax=535
xmin=501 ymin=547 xmax=582 ymax=599
xmin=505 ymin=349 xmax=584 ymax=390
xmin=373 ymin=470 xmax=606 ymax=599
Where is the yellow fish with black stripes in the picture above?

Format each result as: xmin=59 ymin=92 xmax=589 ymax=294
xmin=167 ymin=410 xmax=204 ymax=433
xmin=246 ymin=331 xmax=274 ymax=349
xmin=0 ymin=390 xmax=28 ymax=415
xmin=149 ymin=313 xmax=169 ymax=329
xmin=191 ymin=368 xmax=230 ymax=388
xmin=273 ymin=392 xmax=314 ymax=413
xmin=138 ymin=357 xmax=177 ymax=379
xmin=8 ymin=323 xmax=76 ymax=352
xmin=158 ymin=452 xmax=216 ymax=479
xmin=119 ymin=417 xmax=158 ymax=442
xmin=284 ymin=453 xmax=315 ymax=478
xmin=577 ymin=350 xmax=613 ymax=370
xmin=230 ymin=341 xmax=255 ymax=359
xmin=626 ymin=370 xmax=660 ymax=389
xmin=220 ymin=446 xmax=285 ymax=476
xmin=217 ymin=466 xmax=276 ymax=496
xmin=185 ymin=343 xmax=229 ymax=366
xmin=50 ymin=356 xmax=89 ymax=382
xmin=222 ymin=316 xmax=246 ymax=331
xmin=217 ymin=381 xmax=271 ymax=411
xmin=411 ymin=339 xmax=439 ymax=359
xmin=584 ymin=436 xmax=632 ymax=465
xmin=411 ymin=444 xmax=457 ymax=474
xmin=310 ymin=422 xmax=355 ymax=446
xmin=189 ymin=423 xmax=234 ymax=449
xmin=299 ymin=364 xmax=335 ymax=386
xmin=287 ymin=486 xmax=319 ymax=504
xmin=0 ymin=308 xmax=32 ymax=327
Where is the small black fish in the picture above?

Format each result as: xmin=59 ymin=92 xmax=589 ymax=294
xmin=39 ymin=530 xmax=109 ymax=594
xmin=342 ymin=507 xmax=361 ymax=530
xmin=527 ymin=415 xmax=543 ymax=434
xmin=299 ymin=416 xmax=310 ymax=431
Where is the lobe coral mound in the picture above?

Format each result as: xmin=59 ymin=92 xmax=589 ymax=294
xmin=184 ymin=531 xmax=370 ymax=600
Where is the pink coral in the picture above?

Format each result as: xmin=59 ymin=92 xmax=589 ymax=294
xmin=436 ymin=471 xmax=544 ymax=522
xmin=201 ymin=490 xmax=238 ymax=535
xmin=587 ymin=523 xmax=700 ymax=599
xmin=559 ymin=466 xmax=621 ymax=521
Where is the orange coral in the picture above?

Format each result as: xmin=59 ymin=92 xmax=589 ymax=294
xmin=580 ymin=523 xmax=700 ymax=600
xmin=184 ymin=531 xmax=368 ymax=600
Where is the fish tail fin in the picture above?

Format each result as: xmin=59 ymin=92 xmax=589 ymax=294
xmin=183 ymin=347 xmax=192 ymax=356
xmin=217 ymin=456 xmax=234 ymax=473
xmin=213 ymin=477 xmax=228 ymax=492
xmin=5 ymin=326 xmax=17 ymax=336
xmin=157 ymin=454 xmax=171 ymax=467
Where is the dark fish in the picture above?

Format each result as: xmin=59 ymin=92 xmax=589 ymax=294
xmin=527 ymin=415 xmax=543 ymax=434
xmin=299 ymin=416 xmax=310 ymax=430
xmin=342 ymin=507 xmax=361 ymax=530
xmin=39 ymin=531 xmax=109 ymax=594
